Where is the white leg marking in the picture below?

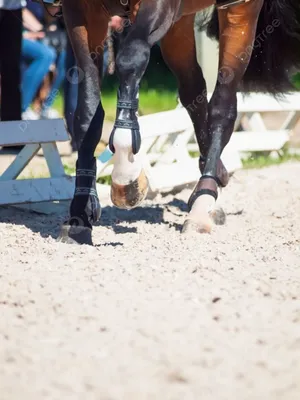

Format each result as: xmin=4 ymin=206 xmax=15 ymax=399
xmin=111 ymin=127 xmax=142 ymax=185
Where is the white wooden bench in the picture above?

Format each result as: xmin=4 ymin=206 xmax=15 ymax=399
xmin=0 ymin=119 xmax=75 ymax=206
xmin=187 ymin=92 xmax=300 ymax=157
xmin=97 ymin=92 xmax=300 ymax=192
xmin=235 ymin=92 xmax=300 ymax=132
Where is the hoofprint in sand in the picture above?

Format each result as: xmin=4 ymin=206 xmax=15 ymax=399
xmin=0 ymin=162 xmax=299 ymax=400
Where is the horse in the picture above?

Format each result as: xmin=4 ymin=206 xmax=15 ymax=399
xmin=40 ymin=0 xmax=300 ymax=245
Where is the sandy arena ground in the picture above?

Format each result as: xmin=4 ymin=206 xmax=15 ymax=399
xmin=0 ymin=162 xmax=299 ymax=400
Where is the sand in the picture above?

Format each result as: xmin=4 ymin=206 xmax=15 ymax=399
xmin=0 ymin=162 xmax=299 ymax=400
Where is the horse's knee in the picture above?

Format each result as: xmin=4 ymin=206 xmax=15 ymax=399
xmin=116 ymin=39 xmax=150 ymax=78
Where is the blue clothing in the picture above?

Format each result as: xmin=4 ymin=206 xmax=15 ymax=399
xmin=21 ymin=38 xmax=56 ymax=112
xmin=23 ymin=2 xmax=66 ymax=113
xmin=25 ymin=1 xmax=44 ymax=21
xmin=41 ymin=49 xmax=66 ymax=113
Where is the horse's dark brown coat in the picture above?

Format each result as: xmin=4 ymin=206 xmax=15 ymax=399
xmin=58 ymin=0 xmax=300 ymax=244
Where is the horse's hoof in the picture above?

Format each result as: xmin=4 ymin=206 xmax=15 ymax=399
xmin=182 ymin=194 xmax=216 ymax=235
xmin=182 ymin=206 xmax=226 ymax=234
xmin=210 ymin=207 xmax=226 ymax=225
xmin=110 ymin=124 xmax=147 ymax=209
xmin=111 ymin=169 xmax=149 ymax=210
xmin=57 ymin=224 xmax=93 ymax=246
xmin=181 ymin=214 xmax=213 ymax=235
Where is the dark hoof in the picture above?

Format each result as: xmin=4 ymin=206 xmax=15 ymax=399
xmin=57 ymin=224 xmax=93 ymax=246
xmin=111 ymin=169 xmax=149 ymax=210
xmin=210 ymin=207 xmax=226 ymax=225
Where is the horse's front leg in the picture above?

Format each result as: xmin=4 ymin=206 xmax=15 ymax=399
xmin=58 ymin=0 xmax=109 ymax=245
xmin=109 ymin=0 xmax=181 ymax=209
xmin=183 ymin=0 xmax=264 ymax=234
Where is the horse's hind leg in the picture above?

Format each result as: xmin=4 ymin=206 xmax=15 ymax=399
xmin=161 ymin=15 xmax=208 ymax=160
xmin=183 ymin=0 xmax=263 ymax=234
xmin=160 ymin=14 xmax=228 ymax=224
xmin=109 ymin=0 xmax=181 ymax=209
xmin=58 ymin=0 xmax=109 ymax=245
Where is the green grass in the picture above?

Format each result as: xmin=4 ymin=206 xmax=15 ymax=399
xmin=102 ymin=89 xmax=177 ymax=120
xmin=63 ymin=164 xmax=76 ymax=175
xmin=241 ymin=150 xmax=300 ymax=169
xmin=53 ymin=89 xmax=177 ymax=121
xmin=292 ymin=73 xmax=300 ymax=90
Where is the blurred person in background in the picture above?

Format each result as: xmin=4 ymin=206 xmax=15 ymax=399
xmin=24 ymin=0 xmax=67 ymax=119
xmin=0 ymin=0 xmax=26 ymax=151
xmin=0 ymin=0 xmax=26 ymax=124
xmin=21 ymin=6 xmax=56 ymax=119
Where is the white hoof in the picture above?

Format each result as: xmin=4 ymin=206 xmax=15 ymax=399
xmin=182 ymin=194 xmax=216 ymax=234
xmin=110 ymin=127 xmax=148 ymax=209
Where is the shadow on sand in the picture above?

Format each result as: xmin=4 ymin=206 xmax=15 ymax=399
xmin=0 ymin=197 xmax=188 ymax=244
